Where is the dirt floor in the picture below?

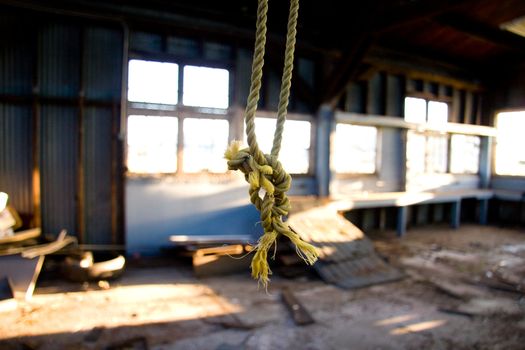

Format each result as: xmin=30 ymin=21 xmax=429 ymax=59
xmin=1 ymin=224 xmax=525 ymax=350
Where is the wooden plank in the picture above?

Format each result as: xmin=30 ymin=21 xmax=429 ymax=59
xmin=170 ymin=234 xmax=254 ymax=245
xmin=193 ymin=253 xmax=250 ymax=278
xmin=288 ymin=206 xmax=403 ymax=289
xmin=331 ymin=189 xmax=493 ymax=211
xmin=193 ymin=244 xmax=244 ymax=257
xmin=281 ymin=287 xmax=315 ymax=326
xmin=21 ymin=230 xmax=77 ymax=259
xmin=335 ymin=111 xmax=497 ymax=137
xmin=0 ymin=228 xmax=41 ymax=245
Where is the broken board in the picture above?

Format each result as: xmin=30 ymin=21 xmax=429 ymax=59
xmin=287 ymin=204 xmax=403 ymax=289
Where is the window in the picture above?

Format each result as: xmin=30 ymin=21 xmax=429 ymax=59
xmin=183 ymin=66 xmax=229 ymax=108
xmin=128 ymin=60 xmax=178 ymax=104
xmin=127 ymin=115 xmax=178 ymax=174
xmin=495 ymin=111 xmax=525 ymax=176
xmin=126 ymin=59 xmax=230 ymax=175
xmin=246 ymin=117 xmax=312 ymax=174
xmin=404 ymin=97 xmax=448 ymax=174
xmin=450 ymin=135 xmax=480 ymax=174
xmin=332 ymin=124 xmax=377 ymax=174
xmin=183 ymin=118 xmax=229 ymax=173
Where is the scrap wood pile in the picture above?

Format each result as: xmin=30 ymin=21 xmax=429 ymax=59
xmin=0 ymin=192 xmax=125 ymax=307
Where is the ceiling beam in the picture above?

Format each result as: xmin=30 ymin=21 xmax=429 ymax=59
xmin=321 ymin=35 xmax=373 ymax=107
xmin=319 ymin=0 xmax=479 ymax=106
xmin=435 ymin=13 xmax=525 ymax=54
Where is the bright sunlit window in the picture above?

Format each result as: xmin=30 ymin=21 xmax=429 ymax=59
xmin=183 ymin=118 xmax=229 ymax=173
xmin=404 ymin=97 xmax=449 ymax=124
xmin=450 ymin=134 xmax=480 ymax=174
xmin=404 ymin=97 xmax=448 ymax=174
xmin=127 ymin=115 xmax=178 ymax=173
xmin=128 ymin=60 xmax=179 ymax=104
xmin=332 ymin=124 xmax=377 ymax=174
xmin=404 ymin=97 xmax=427 ymax=123
xmin=247 ymin=118 xmax=311 ymax=174
xmin=183 ymin=66 xmax=229 ymax=109
xmin=495 ymin=111 xmax=525 ymax=176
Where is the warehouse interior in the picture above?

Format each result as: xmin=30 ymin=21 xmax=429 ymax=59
xmin=1 ymin=0 xmax=525 ymax=349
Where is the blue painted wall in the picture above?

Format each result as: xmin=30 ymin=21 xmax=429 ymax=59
xmin=125 ymin=174 xmax=316 ymax=254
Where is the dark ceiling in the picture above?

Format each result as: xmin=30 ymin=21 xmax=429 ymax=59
xmin=4 ymin=0 xmax=525 ymax=54
xmin=3 ymin=0 xmax=525 ymax=85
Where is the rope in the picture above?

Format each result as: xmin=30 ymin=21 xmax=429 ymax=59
xmin=224 ymin=0 xmax=318 ymax=288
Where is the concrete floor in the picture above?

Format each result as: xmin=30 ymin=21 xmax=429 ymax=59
xmin=1 ymin=224 xmax=524 ymax=350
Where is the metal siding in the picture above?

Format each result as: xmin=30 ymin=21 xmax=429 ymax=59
xmin=83 ymin=107 xmax=112 ymax=244
xmin=40 ymin=106 xmax=78 ymax=236
xmin=39 ymin=24 xmax=81 ymax=98
xmin=83 ymin=27 xmax=123 ymax=100
xmin=130 ymin=31 xmax=163 ymax=53
xmin=167 ymin=36 xmax=200 ymax=58
xmin=0 ymin=104 xmax=33 ymax=215
xmin=203 ymin=42 xmax=231 ymax=61
xmin=0 ymin=15 xmax=33 ymax=96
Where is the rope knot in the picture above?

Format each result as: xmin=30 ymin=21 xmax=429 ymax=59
xmin=225 ymin=140 xmax=318 ymax=288
xmin=224 ymin=0 xmax=317 ymax=288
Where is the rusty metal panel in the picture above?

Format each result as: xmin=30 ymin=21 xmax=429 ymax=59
xmin=39 ymin=24 xmax=81 ymax=98
xmin=83 ymin=107 xmax=112 ymax=244
xmin=83 ymin=27 xmax=123 ymax=100
xmin=40 ymin=106 xmax=79 ymax=236
xmin=0 ymin=104 xmax=33 ymax=216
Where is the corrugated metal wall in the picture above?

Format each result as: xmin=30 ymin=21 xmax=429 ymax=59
xmin=40 ymin=105 xmax=79 ymax=234
xmin=0 ymin=8 xmax=124 ymax=243
xmin=0 ymin=14 xmax=34 ymax=220
xmin=0 ymin=104 xmax=33 ymax=215
xmin=83 ymin=107 xmax=113 ymax=244
xmin=39 ymin=24 xmax=81 ymax=98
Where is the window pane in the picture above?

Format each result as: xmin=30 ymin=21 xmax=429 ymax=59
xmin=127 ymin=115 xmax=178 ymax=173
xmin=404 ymin=97 xmax=426 ymax=123
xmin=128 ymin=60 xmax=178 ymax=104
xmin=183 ymin=66 xmax=229 ymax=108
xmin=247 ymin=118 xmax=311 ymax=174
xmin=406 ymin=132 xmax=426 ymax=175
xmin=183 ymin=118 xmax=229 ymax=173
xmin=427 ymin=101 xmax=448 ymax=124
xmin=333 ymin=124 xmax=377 ymax=174
xmin=426 ymin=135 xmax=448 ymax=173
xmin=496 ymin=111 xmax=525 ymax=176
xmin=450 ymin=134 xmax=480 ymax=174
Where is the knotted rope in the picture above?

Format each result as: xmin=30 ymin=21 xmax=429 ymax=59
xmin=224 ymin=0 xmax=318 ymax=287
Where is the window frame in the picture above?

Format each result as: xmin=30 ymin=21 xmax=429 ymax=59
xmin=332 ymin=121 xmax=381 ymax=178
xmin=493 ymin=108 xmax=525 ymax=178
xmin=404 ymin=95 xmax=453 ymax=175
xmin=125 ymin=55 xmax=233 ymax=177
xmin=246 ymin=110 xmax=316 ymax=177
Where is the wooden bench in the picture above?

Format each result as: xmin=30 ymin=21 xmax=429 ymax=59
xmin=329 ymin=189 xmax=494 ymax=237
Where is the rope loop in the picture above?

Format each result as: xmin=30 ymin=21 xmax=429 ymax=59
xmin=224 ymin=0 xmax=318 ymax=288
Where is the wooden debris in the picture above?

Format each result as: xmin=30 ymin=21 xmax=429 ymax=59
xmin=437 ymin=307 xmax=475 ymax=318
xmin=193 ymin=245 xmax=251 ymax=277
xmin=22 ymin=230 xmax=76 ymax=259
xmin=281 ymin=287 xmax=315 ymax=326
xmin=106 ymin=337 xmax=148 ymax=350
xmin=288 ymin=206 xmax=403 ymax=289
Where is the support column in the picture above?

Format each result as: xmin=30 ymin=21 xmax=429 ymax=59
xmin=316 ymin=105 xmax=334 ymax=197
xmin=397 ymin=206 xmax=408 ymax=237
xmin=451 ymin=200 xmax=461 ymax=229
xmin=479 ymin=136 xmax=493 ymax=225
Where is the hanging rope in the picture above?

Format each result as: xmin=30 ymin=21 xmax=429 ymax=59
xmin=224 ymin=0 xmax=318 ymax=287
